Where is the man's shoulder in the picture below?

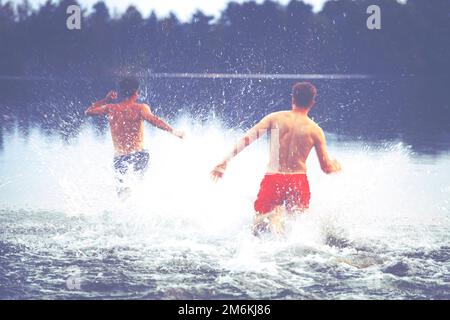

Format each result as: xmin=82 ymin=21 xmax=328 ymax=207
xmin=306 ymin=116 xmax=320 ymax=128
xmin=309 ymin=120 xmax=324 ymax=139
xmin=266 ymin=110 xmax=288 ymax=120
xmin=102 ymin=103 xmax=115 ymax=112
xmin=107 ymin=102 xmax=127 ymax=112
xmin=136 ymin=102 xmax=150 ymax=110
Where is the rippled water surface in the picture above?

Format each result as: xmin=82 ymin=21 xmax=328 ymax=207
xmin=1 ymin=119 xmax=449 ymax=299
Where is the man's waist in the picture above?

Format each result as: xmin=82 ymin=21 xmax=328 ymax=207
xmin=265 ymin=171 xmax=307 ymax=176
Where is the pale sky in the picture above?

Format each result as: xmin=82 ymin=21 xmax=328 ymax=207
xmin=17 ymin=0 xmax=331 ymax=21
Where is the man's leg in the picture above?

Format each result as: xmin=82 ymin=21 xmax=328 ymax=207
xmin=286 ymin=174 xmax=311 ymax=214
xmin=113 ymin=155 xmax=131 ymax=199
xmin=253 ymin=206 xmax=285 ymax=236
xmin=253 ymin=174 xmax=284 ymax=236
xmin=113 ymin=151 xmax=149 ymax=199
xmin=132 ymin=150 xmax=150 ymax=180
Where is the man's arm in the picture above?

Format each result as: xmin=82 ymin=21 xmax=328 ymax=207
xmin=140 ymin=104 xmax=184 ymax=139
xmin=314 ymin=127 xmax=341 ymax=174
xmin=211 ymin=114 xmax=272 ymax=181
xmin=85 ymin=91 xmax=117 ymax=116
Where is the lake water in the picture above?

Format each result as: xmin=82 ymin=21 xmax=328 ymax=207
xmin=0 ymin=114 xmax=449 ymax=299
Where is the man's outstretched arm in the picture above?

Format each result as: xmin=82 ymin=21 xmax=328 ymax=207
xmin=141 ymin=104 xmax=184 ymax=139
xmin=211 ymin=114 xmax=272 ymax=181
xmin=85 ymin=91 xmax=117 ymax=116
xmin=314 ymin=127 xmax=341 ymax=174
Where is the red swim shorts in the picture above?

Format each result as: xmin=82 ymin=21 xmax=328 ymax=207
xmin=254 ymin=173 xmax=310 ymax=215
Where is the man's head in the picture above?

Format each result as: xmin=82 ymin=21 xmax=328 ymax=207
xmin=292 ymin=82 xmax=317 ymax=109
xmin=119 ymin=77 xmax=140 ymax=100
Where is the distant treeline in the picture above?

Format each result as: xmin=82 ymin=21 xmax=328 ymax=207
xmin=0 ymin=0 xmax=449 ymax=152
xmin=0 ymin=0 xmax=449 ymax=76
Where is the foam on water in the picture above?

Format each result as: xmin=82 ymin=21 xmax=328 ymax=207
xmin=0 ymin=116 xmax=449 ymax=299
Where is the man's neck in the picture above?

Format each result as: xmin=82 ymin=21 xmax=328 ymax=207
xmin=291 ymin=105 xmax=309 ymax=116
xmin=122 ymin=97 xmax=137 ymax=104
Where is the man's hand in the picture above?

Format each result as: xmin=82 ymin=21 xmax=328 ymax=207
xmin=85 ymin=90 xmax=117 ymax=116
xmin=173 ymin=129 xmax=185 ymax=139
xmin=105 ymin=91 xmax=118 ymax=102
xmin=210 ymin=161 xmax=227 ymax=182
xmin=331 ymin=159 xmax=342 ymax=173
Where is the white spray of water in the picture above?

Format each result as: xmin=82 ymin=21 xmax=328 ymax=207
xmin=0 ymin=117 xmax=449 ymax=298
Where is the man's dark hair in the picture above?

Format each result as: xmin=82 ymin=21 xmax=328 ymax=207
xmin=292 ymin=82 xmax=317 ymax=108
xmin=119 ymin=77 xmax=140 ymax=99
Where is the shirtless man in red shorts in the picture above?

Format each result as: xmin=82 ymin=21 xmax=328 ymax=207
xmin=211 ymin=82 xmax=341 ymax=235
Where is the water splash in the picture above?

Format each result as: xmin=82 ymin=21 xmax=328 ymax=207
xmin=0 ymin=116 xmax=449 ymax=299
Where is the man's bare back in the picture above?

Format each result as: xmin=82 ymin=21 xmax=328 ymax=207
xmin=86 ymin=92 xmax=184 ymax=156
xmin=211 ymin=109 xmax=339 ymax=177
xmin=265 ymin=110 xmax=321 ymax=173
xmin=107 ymin=101 xmax=183 ymax=156
xmin=108 ymin=102 xmax=146 ymax=155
